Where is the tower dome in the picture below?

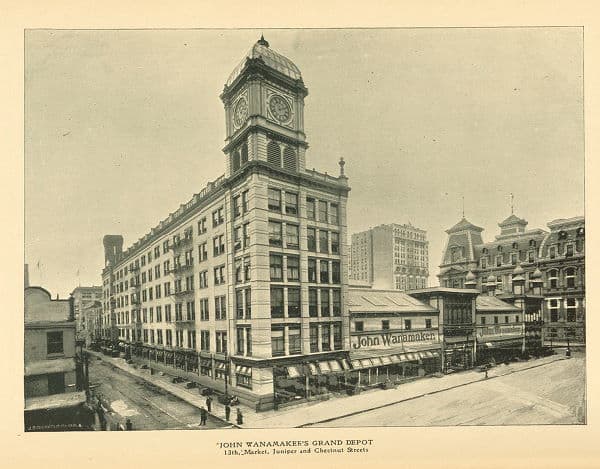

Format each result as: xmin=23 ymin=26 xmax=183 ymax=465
xmin=226 ymin=36 xmax=303 ymax=87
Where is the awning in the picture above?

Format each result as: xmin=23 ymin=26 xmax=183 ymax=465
xmin=359 ymin=358 xmax=372 ymax=368
xmin=371 ymin=357 xmax=384 ymax=367
xmin=200 ymin=358 xmax=212 ymax=367
xmin=390 ymin=354 xmax=401 ymax=363
xmin=215 ymin=362 xmax=227 ymax=370
xmin=25 ymin=358 xmax=76 ymax=377
xmin=381 ymin=355 xmax=393 ymax=365
xmin=307 ymin=363 xmax=319 ymax=375
xmin=235 ymin=365 xmax=252 ymax=377
xmin=318 ymin=361 xmax=331 ymax=374
xmin=406 ymin=353 xmax=417 ymax=361
xmin=399 ymin=354 xmax=409 ymax=362
xmin=340 ymin=359 xmax=352 ymax=371
xmin=286 ymin=365 xmax=302 ymax=378
xmin=351 ymin=359 xmax=363 ymax=370
xmin=328 ymin=360 xmax=342 ymax=372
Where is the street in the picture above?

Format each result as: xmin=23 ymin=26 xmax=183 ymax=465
xmin=311 ymin=352 xmax=586 ymax=427
xmin=89 ymin=358 xmax=229 ymax=430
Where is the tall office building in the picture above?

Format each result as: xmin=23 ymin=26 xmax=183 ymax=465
xmin=101 ymin=36 xmax=350 ymax=410
xmin=350 ymin=223 xmax=429 ymax=290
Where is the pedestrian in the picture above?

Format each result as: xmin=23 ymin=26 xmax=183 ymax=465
xmin=125 ymin=418 xmax=133 ymax=431
xmin=206 ymin=396 xmax=212 ymax=413
xmin=225 ymin=404 xmax=231 ymax=421
xmin=485 ymin=369 xmax=489 ymax=379
xmin=236 ymin=408 xmax=243 ymax=425
xmin=200 ymin=406 xmax=207 ymax=426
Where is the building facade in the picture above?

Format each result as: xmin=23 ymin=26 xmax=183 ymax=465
xmin=24 ymin=287 xmax=91 ymax=431
xmin=438 ymin=214 xmax=585 ymax=346
xmin=101 ymin=37 xmax=350 ymax=410
xmin=350 ymin=223 xmax=429 ymax=290
xmin=70 ymin=286 xmax=102 ymax=344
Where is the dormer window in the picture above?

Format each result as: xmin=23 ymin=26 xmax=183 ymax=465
xmin=512 ymin=242 xmax=518 ymax=249
xmin=482 ymin=248 xmax=488 ymax=254
xmin=497 ymin=245 xmax=503 ymax=252
xmin=529 ymin=239 xmax=537 ymax=247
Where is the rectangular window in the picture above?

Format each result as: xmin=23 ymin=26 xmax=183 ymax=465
xmin=197 ymin=217 xmax=207 ymax=234
xmin=505 ymin=316 xmax=509 ymax=323
xmin=233 ymin=195 xmax=241 ymax=218
xmin=163 ymin=240 xmax=170 ymax=254
xmin=186 ymin=301 xmax=196 ymax=321
xmin=321 ymin=324 xmax=331 ymax=351
xmin=234 ymin=226 xmax=242 ymax=251
xmin=306 ymin=197 xmax=316 ymax=220
xmin=235 ymin=258 xmax=243 ymax=283
xmin=269 ymin=254 xmax=283 ymax=281
xmin=243 ymin=223 xmax=250 ymax=248
xmin=199 ymin=242 xmax=208 ymax=261
xmin=528 ymin=250 xmax=534 ymax=263
xmin=268 ymin=188 xmax=281 ymax=212
xmin=511 ymin=253 xmax=517 ymax=265
xmin=164 ymin=281 xmax=171 ymax=295
xmin=215 ymin=296 xmax=227 ymax=320
xmin=426 ymin=318 xmax=432 ymax=329
xmin=404 ymin=319 xmax=412 ymax=330
xmin=310 ymin=324 xmax=319 ymax=352
xmin=382 ymin=320 xmax=390 ymax=330
xmin=156 ymin=306 xmax=162 ymax=322
xmin=332 ymin=289 xmax=341 ymax=317
xmin=242 ymin=190 xmax=249 ymax=213
xmin=481 ymin=317 xmax=486 ymax=325
xmin=236 ymin=290 xmax=244 ymax=319
xmin=318 ymin=201 xmax=328 ymax=222
xmin=309 ymin=288 xmax=318 ymax=317
xmin=285 ymin=192 xmax=298 ymax=215
xmin=496 ymin=255 xmax=502 ymax=267
xmin=331 ymin=261 xmax=340 ymax=283
xmin=355 ymin=321 xmax=364 ymax=332
xmin=166 ymin=330 xmax=172 ymax=346
xmin=287 ymin=256 xmax=300 ymax=281
xmin=212 ymin=207 xmax=224 ymax=227
xmin=549 ymin=246 xmax=556 ymax=259
xmin=320 ymin=289 xmax=330 ymax=317
xmin=481 ymin=257 xmax=487 ymax=269
xmin=236 ymin=327 xmax=245 ymax=355
xmin=320 ymin=260 xmax=329 ymax=283
xmin=47 ymin=331 xmax=64 ymax=355
xmin=216 ymin=331 xmax=227 ymax=354
xmin=494 ymin=316 xmax=499 ymax=324
xmin=244 ymin=257 xmax=251 ymax=281
xmin=165 ymin=304 xmax=172 ymax=323
xmin=200 ymin=330 xmax=210 ymax=351
xmin=200 ymin=298 xmax=209 ymax=321
xmin=288 ymin=288 xmax=301 ymax=317
xmin=270 ymin=288 xmax=284 ymax=318
xmin=566 ymin=244 xmax=574 ymax=257
xmin=308 ymin=258 xmax=317 ymax=282
xmin=288 ymin=325 xmax=301 ymax=354
xmin=307 ymin=227 xmax=316 ymax=251
xmin=319 ymin=230 xmax=329 ymax=253
xmin=245 ymin=288 xmax=251 ymax=319
xmin=330 ymin=203 xmax=339 ymax=224
xmin=155 ymin=265 xmax=161 ymax=279
xmin=285 ymin=224 xmax=299 ymax=249
xmin=333 ymin=322 xmax=342 ymax=350
xmin=157 ymin=329 xmax=163 ymax=345
xmin=213 ymin=265 xmax=225 ymax=285
xmin=271 ymin=327 xmax=285 ymax=356
xmin=268 ymin=221 xmax=282 ymax=247
xmin=331 ymin=232 xmax=339 ymax=254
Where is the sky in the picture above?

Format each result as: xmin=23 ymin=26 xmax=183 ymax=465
xmin=24 ymin=28 xmax=584 ymax=297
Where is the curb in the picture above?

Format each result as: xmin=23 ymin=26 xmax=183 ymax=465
xmin=297 ymin=356 xmax=567 ymax=428
xmin=88 ymin=351 xmax=240 ymax=429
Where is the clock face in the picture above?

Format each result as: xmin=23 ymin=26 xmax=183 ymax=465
xmin=233 ymin=97 xmax=248 ymax=128
xmin=268 ymin=95 xmax=292 ymax=123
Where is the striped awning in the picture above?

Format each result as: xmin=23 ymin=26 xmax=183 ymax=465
xmin=286 ymin=365 xmax=302 ymax=378
xmin=351 ymin=359 xmax=363 ymax=369
xmin=318 ymin=361 xmax=331 ymax=374
xmin=235 ymin=365 xmax=252 ymax=376
xmin=371 ymin=357 xmax=384 ymax=367
xmin=340 ymin=359 xmax=352 ymax=371
xmin=328 ymin=360 xmax=342 ymax=372
xmin=307 ymin=363 xmax=319 ymax=375
xmin=215 ymin=362 xmax=227 ymax=370
xmin=359 ymin=358 xmax=373 ymax=369
xmin=381 ymin=355 xmax=393 ymax=365
xmin=390 ymin=354 xmax=401 ymax=363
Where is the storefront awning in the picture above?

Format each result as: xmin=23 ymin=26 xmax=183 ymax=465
xmin=351 ymin=359 xmax=363 ymax=370
xmin=235 ymin=365 xmax=252 ymax=376
xmin=381 ymin=355 xmax=393 ymax=365
xmin=307 ymin=363 xmax=319 ymax=375
xmin=390 ymin=354 xmax=401 ymax=363
xmin=215 ymin=362 xmax=227 ymax=370
xmin=328 ymin=360 xmax=342 ymax=372
xmin=340 ymin=359 xmax=352 ymax=371
xmin=318 ymin=361 xmax=331 ymax=374
xmin=200 ymin=358 xmax=211 ymax=367
xmin=286 ymin=365 xmax=302 ymax=378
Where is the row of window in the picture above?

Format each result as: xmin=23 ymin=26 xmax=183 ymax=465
xmin=479 ymin=315 xmax=520 ymax=325
xmin=268 ymin=188 xmax=340 ymax=225
xmin=272 ymin=322 xmax=343 ymax=356
xmin=353 ymin=319 xmax=432 ymax=332
xmin=270 ymin=287 xmax=342 ymax=318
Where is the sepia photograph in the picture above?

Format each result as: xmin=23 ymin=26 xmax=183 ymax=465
xmin=24 ymin=27 xmax=585 ymax=432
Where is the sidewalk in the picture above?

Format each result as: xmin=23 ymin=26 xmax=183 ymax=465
xmin=87 ymin=350 xmax=567 ymax=429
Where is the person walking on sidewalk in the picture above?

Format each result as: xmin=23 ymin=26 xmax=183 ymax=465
xmin=225 ymin=404 xmax=231 ymax=421
xmin=200 ymin=407 xmax=208 ymax=426
xmin=125 ymin=418 xmax=133 ymax=431
xmin=236 ymin=408 xmax=243 ymax=425
xmin=206 ymin=396 xmax=212 ymax=413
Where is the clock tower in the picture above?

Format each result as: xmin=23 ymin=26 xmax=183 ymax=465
xmin=220 ymin=35 xmax=309 ymax=177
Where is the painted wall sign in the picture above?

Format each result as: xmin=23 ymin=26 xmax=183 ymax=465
xmin=476 ymin=325 xmax=523 ymax=340
xmin=351 ymin=330 xmax=439 ymax=350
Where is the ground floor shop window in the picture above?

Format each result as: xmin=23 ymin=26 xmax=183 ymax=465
xmin=200 ymin=359 xmax=212 ymax=377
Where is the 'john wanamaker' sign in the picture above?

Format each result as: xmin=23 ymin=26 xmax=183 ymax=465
xmin=351 ymin=330 xmax=439 ymax=350
xmin=476 ymin=325 xmax=523 ymax=340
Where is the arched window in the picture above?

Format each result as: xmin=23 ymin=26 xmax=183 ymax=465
xmin=283 ymin=146 xmax=297 ymax=171
xmin=232 ymin=150 xmax=241 ymax=172
xmin=497 ymin=245 xmax=503 ymax=252
xmin=529 ymin=239 xmax=537 ymax=247
xmin=267 ymin=141 xmax=281 ymax=167
xmin=241 ymin=143 xmax=248 ymax=164
xmin=512 ymin=242 xmax=518 ymax=249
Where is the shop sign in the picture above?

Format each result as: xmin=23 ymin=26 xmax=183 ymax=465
xmin=351 ymin=330 xmax=438 ymax=350
xmin=476 ymin=325 xmax=523 ymax=340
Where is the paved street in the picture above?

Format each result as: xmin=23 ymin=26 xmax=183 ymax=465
xmin=89 ymin=358 xmax=228 ymax=430
xmin=311 ymin=352 xmax=586 ymax=427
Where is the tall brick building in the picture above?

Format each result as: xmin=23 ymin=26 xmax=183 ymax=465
xmin=438 ymin=214 xmax=585 ymax=346
xmin=350 ymin=223 xmax=429 ymax=290
xmin=101 ymin=37 xmax=350 ymax=410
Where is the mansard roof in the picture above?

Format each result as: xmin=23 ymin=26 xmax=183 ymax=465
xmin=446 ymin=218 xmax=484 ymax=234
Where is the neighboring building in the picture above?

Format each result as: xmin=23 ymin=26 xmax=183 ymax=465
xmin=350 ymin=223 xmax=429 ymax=290
xmin=438 ymin=214 xmax=585 ymax=346
xmin=24 ymin=286 xmax=91 ymax=431
xmin=70 ymin=286 xmax=102 ymax=343
xmin=81 ymin=301 xmax=103 ymax=347
xmin=100 ymin=36 xmax=350 ymax=410
xmin=346 ymin=288 xmax=441 ymax=387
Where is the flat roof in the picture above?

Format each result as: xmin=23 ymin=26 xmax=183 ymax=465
xmin=476 ymin=295 xmax=521 ymax=312
xmin=407 ymin=287 xmax=480 ymax=295
xmin=25 ymin=391 xmax=86 ymax=412
xmin=348 ymin=287 xmax=437 ymax=313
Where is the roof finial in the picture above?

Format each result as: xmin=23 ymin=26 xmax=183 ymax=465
xmin=257 ymin=34 xmax=269 ymax=48
xmin=510 ymin=192 xmax=514 ymax=214
xmin=461 ymin=195 xmax=465 ymax=219
xmin=339 ymin=157 xmax=346 ymax=176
